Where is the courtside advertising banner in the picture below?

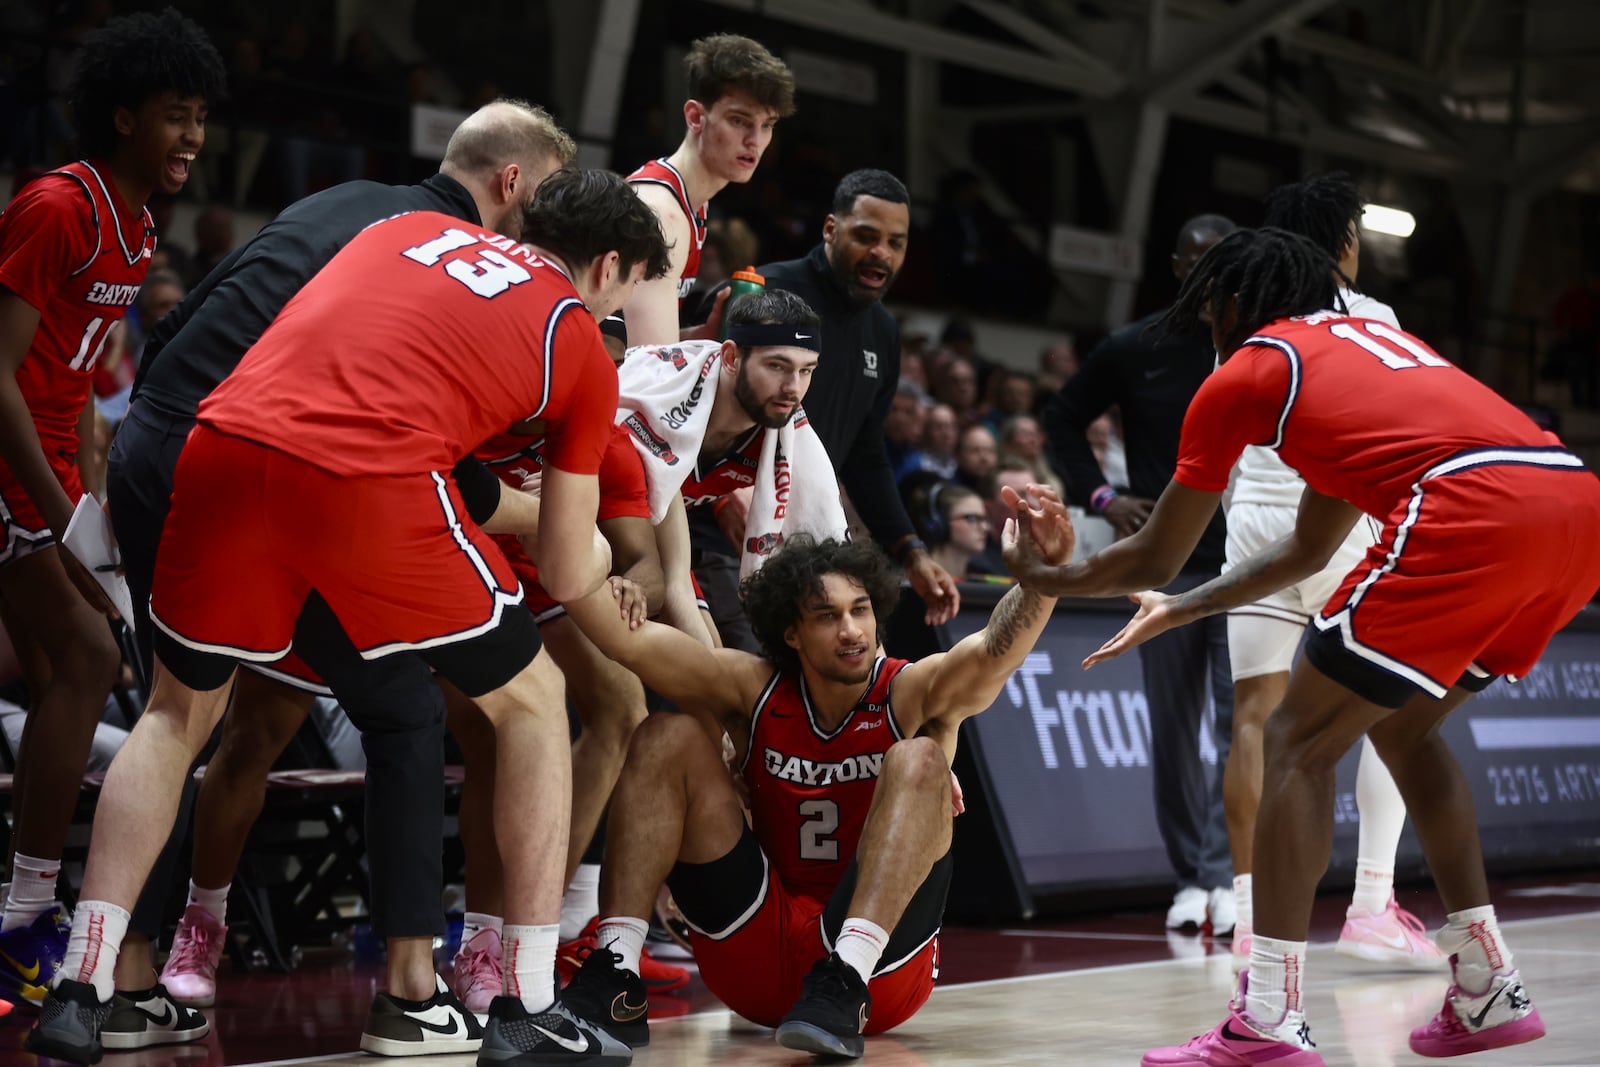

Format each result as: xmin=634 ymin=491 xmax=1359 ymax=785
xmin=948 ymin=603 xmax=1600 ymax=895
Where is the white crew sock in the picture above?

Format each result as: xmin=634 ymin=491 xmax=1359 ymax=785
xmin=187 ymin=880 xmax=230 ymax=925
xmin=1234 ymin=874 xmax=1253 ymax=930
xmin=559 ymin=864 xmax=601 ymax=941
xmin=2 ymin=853 xmax=60 ymax=931
xmin=833 ymin=917 xmax=889 ymax=984
xmin=60 ymin=900 xmax=131 ymax=1002
xmin=461 ymin=911 xmax=503 ymax=950
xmin=1353 ymin=738 xmax=1406 ymax=908
xmin=1245 ymin=934 xmax=1308 ymax=1026
xmin=1441 ymin=905 xmax=1512 ymax=994
xmin=503 ymin=923 xmax=559 ymax=1013
xmin=595 ymin=916 xmax=649 ymax=977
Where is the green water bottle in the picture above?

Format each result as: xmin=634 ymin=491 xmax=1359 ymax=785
xmin=720 ymin=267 xmax=765 ymax=340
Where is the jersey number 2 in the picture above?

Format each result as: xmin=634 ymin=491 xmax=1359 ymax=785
xmin=798 ymin=799 xmax=840 ymax=861
xmin=1328 ymin=321 xmax=1449 ymax=370
xmin=401 ymin=227 xmax=531 ymax=298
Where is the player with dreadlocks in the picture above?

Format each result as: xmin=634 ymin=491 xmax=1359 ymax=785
xmin=1005 ymin=225 xmax=1599 ymax=1065
xmin=1221 ymin=175 xmax=1443 ymax=973
xmin=0 ymin=5 xmax=223 ymax=1035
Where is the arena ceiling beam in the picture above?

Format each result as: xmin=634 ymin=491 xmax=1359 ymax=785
xmin=1134 ymin=0 xmax=1339 ymax=104
xmin=698 ymin=0 xmax=1124 ymax=98
xmin=574 ymin=0 xmax=642 ymax=169
xmin=955 ymin=0 xmax=1124 ymax=87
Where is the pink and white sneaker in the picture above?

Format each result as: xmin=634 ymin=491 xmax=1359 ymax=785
xmin=1230 ymin=922 xmax=1252 ymax=974
xmin=1142 ymin=975 xmax=1324 ymax=1067
xmin=450 ymin=928 xmax=503 ymax=1021
xmin=1409 ymin=968 xmax=1544 ymax=1057
xmin=1336 ymin=895 xmax=1446 ymax=969
xmin=159 ymin=903 xmax=227 ymax=1008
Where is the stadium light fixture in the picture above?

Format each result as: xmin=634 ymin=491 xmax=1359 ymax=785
xmin=1362 ymin=204 xmax=1416 ymax=238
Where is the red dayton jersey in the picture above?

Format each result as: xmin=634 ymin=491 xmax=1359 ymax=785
xmin=742 ymin=656 xmax=911 ymax=901
xmin=477 ymin=422 xmax=650 ymax=523
xmin=626 ymin=158 xmax=705 ymax=303
xmin=0 ymin=161 xmax=153 ymax=458
xmin=201 ymin=211 xmax=617 ymax=479
xmin=681 ymin=426 xmax=764 ymax=508
xmin=1175 ymin=313 xmax=1557 ymax=520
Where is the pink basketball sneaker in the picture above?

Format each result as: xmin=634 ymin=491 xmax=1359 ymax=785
xmin=159 ymin=903 xmax=227 ymax=1008
xmin=450 ymin=928 xmax=503 ymax=1020
xmin=1336 ymin=895 xmax=1445 ymax=969
xmin=1142 ymin=975 xmax=1325 ymax=1067
xmin=1409 ymin=968 xmax=1545 ymax=1057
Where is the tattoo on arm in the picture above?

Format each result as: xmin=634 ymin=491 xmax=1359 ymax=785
xmin=983 ymin=586 xmax=1046 ymax=658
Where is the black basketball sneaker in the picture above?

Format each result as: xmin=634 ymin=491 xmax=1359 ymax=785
xmin=477 ymin=994 xmax=632 ymax=1065
xmin=561 ymin=945 xmax=651 ymax=1048
xmin=774 ymin=952 xmax=871 ymax=1059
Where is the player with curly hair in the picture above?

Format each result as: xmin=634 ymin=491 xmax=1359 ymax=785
xmin=556 ymin=522 xmax=1068 ymax=1058
xmin=0 ymin=5 xmax=223 ymax=1032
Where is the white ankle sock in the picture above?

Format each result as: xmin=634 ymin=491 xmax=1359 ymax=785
xmin=1350 ymin=859 xmax=1395 ymax=916
xmin=187 ymin=880 xmax=229 ymax=925
xmin=61 ymin=900 xmax=131 ymax=1002
xmin=595 ymin=916 xmax=649 ymax=977
xmin=462 ymin=912 xmax=503 ymax=949
xmin=559 ymin=864 xmax=601 ymax=942
xmin=833 ymin=917 xmax=889 ymax=983
xmin=2 ymin=853 xmax=60 ymax=932
xmin=503 ymin=923 xmax=559 ymax=1013
xmin=1233 ymin=874 xmax=1253 ymax=929
xmin=1245 ymin=934 xmax=1308 ymax=1026
xmin=1441 ymin=905 xmax=1512 ymax=994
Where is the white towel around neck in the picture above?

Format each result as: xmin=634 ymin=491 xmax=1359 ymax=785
xmin=615 ymin=340 xmax=847 ymax=575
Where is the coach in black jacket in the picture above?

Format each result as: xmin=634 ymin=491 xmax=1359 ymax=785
xmin=693 ymin=170 xmax=959 ymax=642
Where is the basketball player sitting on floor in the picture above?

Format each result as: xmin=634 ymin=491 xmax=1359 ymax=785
xmin=556 ymin=522 xmax=1068 ymax=1059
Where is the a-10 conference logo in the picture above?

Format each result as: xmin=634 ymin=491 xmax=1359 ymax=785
xmin=1001 ymin=651 xmax=1222 ymax=770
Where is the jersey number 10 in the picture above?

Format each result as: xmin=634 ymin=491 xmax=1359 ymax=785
xmin=1328 ymin=320 xmax=1450 ymax=370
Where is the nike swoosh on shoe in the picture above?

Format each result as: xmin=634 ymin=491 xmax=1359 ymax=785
xmin=532 ymin=1022 xmax=594 ymax=1053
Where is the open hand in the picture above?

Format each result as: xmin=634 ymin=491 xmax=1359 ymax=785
xmin=1082 ymin=590 xmax=1176 ymax=668
xmin=1000 ymin=484 xmax=1074 ymax=590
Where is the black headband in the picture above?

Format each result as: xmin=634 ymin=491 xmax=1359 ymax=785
xmin=726 ymin=322 xmax=822 ymax=352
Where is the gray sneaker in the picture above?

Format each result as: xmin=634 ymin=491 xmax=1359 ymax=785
xmin=478 ymin=995 xmax=633 ymax=1064
xmin=361 ymin=974 xmax=483 ymax=1056
xmin=102 ymin=982 xmax=210 ymax=1049
xmin=25 ymin=977 xmax=112 ymax=1064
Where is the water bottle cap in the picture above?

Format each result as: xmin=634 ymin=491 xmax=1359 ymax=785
xmin=731 ymin=267 xmax=765 ymax=285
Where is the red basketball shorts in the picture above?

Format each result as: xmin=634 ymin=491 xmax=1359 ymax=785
xmin=688 ymin=859 xmax=937 ymax=1035
xmin=0 ymin=441 xmax=83 ymax=566
xmin=151 ymin=427 xmax=524 ymax=673
xmin=1315 ymin=451 xmax=1600 ymax=698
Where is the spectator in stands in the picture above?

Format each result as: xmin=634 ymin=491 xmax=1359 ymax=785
xmin=1086 ymin=410 xmax=1129 ymax=491
xmin=918 ymin=478 xmax=999 ymax=582
xmin=884 ymin=380 xmax=925 ymax=473
xmin=980 ymin=368 xmax=1037 ymax=433
xmin=998 ymin=414 xmax=1066 ymax=499
xmin=187 ymin=204 xmax=235 ymax=288
xmin=900 ymin=348 xmax=927 ymax=391
xmin=1036 ymin=338 xmax=1079 ymax=397
xmin=954 ymin=422 xmax=998 ymax=492
xmin=931 ymin=355 xmax=979 ymax=424
xmin=898 ymin=401 xmax=959 ymax=482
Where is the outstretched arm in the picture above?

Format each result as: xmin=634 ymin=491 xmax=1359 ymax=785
xmin=564 ymin=585 xmax=761 ymax=732
xmin=1004 ymin=480 xmax=1220 ymax=598
xmin=1083 ymin=487 xmax=1363 ymax=667
xmin=892 ymin=495 xmax=1069 ymax=737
